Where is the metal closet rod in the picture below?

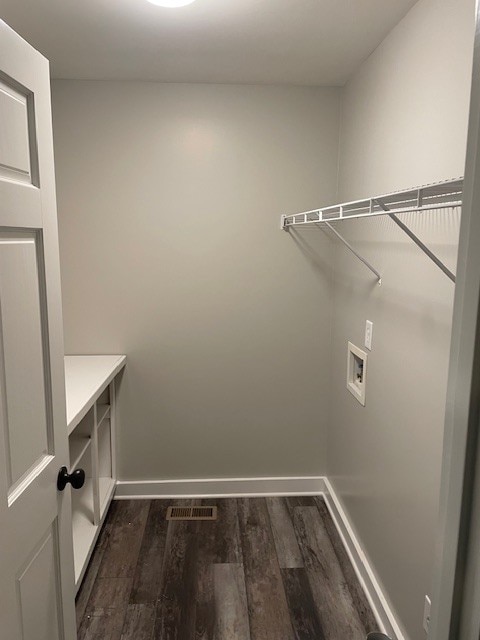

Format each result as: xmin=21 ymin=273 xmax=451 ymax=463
xmin=281 ymin=178 xmax=462 ymax=284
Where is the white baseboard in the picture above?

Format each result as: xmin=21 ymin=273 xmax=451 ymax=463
xmin=322 ymin=477 xmax=406 ymax=640
xmin=114 ymin=474 xmax=404 ymax=640
xmin=114 ymin=475 xmax=326 ymax=499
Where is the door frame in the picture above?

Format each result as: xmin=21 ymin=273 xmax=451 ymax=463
xmin=429 ymin=2 xmax=480 ymax=638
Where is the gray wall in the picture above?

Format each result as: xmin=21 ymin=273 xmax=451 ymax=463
xmin=327 ymin=0 xmax=475 ymax=639
xmin=52 ymin=82 xmax=341 ymax=480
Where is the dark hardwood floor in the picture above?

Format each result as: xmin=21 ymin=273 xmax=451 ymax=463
xmin=76 ymin=497 xmax=379 ymax=640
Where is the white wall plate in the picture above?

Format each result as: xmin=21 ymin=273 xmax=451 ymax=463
xmin=347 ymin=341 xmax=368 ymax=406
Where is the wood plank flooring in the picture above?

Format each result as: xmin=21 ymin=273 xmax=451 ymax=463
xmin=76 ymin=497 xmax=379 ymax=640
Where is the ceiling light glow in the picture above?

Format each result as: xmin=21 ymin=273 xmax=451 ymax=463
xmin=146 ymin=0 xmax=196 ymax=6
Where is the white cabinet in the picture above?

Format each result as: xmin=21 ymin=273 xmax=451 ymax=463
xmin=64 ymin=355 xmax=126 ymax=592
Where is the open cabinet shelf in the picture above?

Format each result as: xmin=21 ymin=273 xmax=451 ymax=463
xmin=99 ymin=477 xmax=116 ymax=519
xmin=71 ymin=478 xmax=96 ymax=586
xmin=97 ymin=403 xmax=110 ymax=427
xmin=69 ymin=436 xmax=91 ymax=471
xmin=98 ymin=414 xmax=115 ymax=519
xmin=64 ymin=355 xmax=126 ymax=595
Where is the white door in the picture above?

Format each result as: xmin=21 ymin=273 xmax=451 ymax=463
xmin=0 ymin=20 xmax=76 ymax=640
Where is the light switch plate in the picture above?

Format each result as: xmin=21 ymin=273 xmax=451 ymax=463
xmin=365 ymin=320 xmax=373 ymax=350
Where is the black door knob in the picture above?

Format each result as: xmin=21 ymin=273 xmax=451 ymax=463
xmin=57 ymin=466 xmax=86 ymax=491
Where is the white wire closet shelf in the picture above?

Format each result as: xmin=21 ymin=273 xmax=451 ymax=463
xmin=281 ymin=178 xmax=463 ymax=284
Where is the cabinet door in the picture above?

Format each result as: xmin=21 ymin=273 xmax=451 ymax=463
xmin=0 ymin=20 xmax=76 ymax=640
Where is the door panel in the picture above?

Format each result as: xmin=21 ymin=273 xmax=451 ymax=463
xmin=17 ymin=526 xmax=62 ymax=640
xmin=0 ymin=19 xmax=76 ymax=640
xmin=0 ymin=78 xmax=33 ymax=183
xmin=0 ymin=234 xmax=49 ymax=488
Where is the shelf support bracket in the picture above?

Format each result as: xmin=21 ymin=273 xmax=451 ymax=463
xmin=373 ymin=199 xmax=456 ymax=283
xmin=324 ymin=222 xmax=382 ymax=285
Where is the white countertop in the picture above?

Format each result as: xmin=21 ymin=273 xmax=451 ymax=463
xmin=65 ymin=355 xmax=126 ymax=433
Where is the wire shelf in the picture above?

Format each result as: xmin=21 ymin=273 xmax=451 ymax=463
xmin=280 ymin=178 xmax=463 ymax=284
xmin=281 ymin=178 xmax=463 ymax=229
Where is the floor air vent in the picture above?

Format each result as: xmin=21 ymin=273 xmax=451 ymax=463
xmin=166 ymin=506 xmax=218 ymax=521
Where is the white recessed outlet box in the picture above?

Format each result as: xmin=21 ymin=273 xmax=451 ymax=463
xmin=423 ymin=595 xmax=431 ymax=634
xmin=365 ymin=320 xmax=373 ymax=350
xmin=347 ymin=342 xmax=367 ymax=406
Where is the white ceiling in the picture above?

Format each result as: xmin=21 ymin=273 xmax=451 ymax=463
xmin=0 ymin=0 xmax=418 ymax=85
